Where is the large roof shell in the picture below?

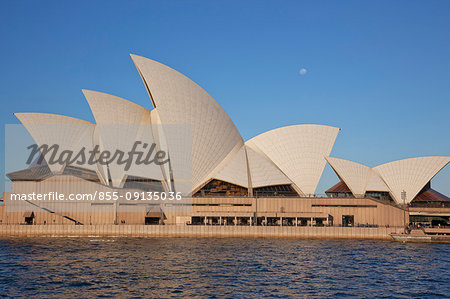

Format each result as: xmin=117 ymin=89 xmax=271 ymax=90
xmin=83 ymin=90 xmax=164 ymax=187
xmin=14 ymin=113 xmax=101 ymax=179
xmin=130 ymin=55 xmax=244 ymax=192
xmin=245 ymin=146 xmax=292 ymax=188
xmin=374 ymin=156 xmax=450 ymax=204
xmin=206 ymin=143 xmax=295 ymax=190
xmin=326 ymin=157 xmax=389 ymax=196
xmin=366 ymin=170 xmax=390 ymax=192
xmin=247 ymin=124 xmax=340 ymax=195
xmin=213 ymin=146 xmax=249 ymax=188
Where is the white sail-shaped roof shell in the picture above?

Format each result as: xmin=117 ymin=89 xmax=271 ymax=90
xmin=14 ymin=113 xmax=102 ymax=180
xmin=326 ymin=157 xmax=371 ymax=197
xmin=149 ymin=108 xmax=174 ymax=192
xmin=326 ymin=157 xmax=389 ymax=196
xmin=366 ymin=170 xmax=390 ymax=192
xmin=374 ymin=156 xmax=450 ymax=204
xmin=213 ymin=146 xmax=249 ymax=188
xmin=247 ymin=124 xmax=340 ymax=195
xmin=130 ymin=54 xmax=244 ymax=192
xmin=246 ymin=146 xmax=292 ymax=188
xmin=83 ymin=90 xmax=164 ymax=187
xmin=209 ymin=144 xmax=294 ymax=190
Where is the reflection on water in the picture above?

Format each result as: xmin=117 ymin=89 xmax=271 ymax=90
xmin=0 ymin=238 xmax=449 ymax=297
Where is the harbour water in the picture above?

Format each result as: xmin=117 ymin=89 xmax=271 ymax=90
xmin=0 ymin=238 xmax=449 ymax=297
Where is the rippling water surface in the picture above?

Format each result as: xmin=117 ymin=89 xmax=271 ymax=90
xmin=0 ymin=237 xmax=449 ymax=298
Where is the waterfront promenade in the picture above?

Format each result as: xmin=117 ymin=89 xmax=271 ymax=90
xmin=0 ymin=225 xmax=403 ymax=240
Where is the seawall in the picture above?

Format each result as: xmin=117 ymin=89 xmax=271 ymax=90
xmin=0 ymin=225 xmax=403 ymax=240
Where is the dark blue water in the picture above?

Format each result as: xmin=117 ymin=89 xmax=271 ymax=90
xmin=0 ymin=238 xmax=448 ymax=298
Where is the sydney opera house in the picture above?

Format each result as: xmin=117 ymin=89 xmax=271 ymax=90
xmin=1 ymin=54 xmax=449 ymax=230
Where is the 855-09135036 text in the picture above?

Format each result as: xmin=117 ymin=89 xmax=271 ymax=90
xmin=9 ymin=191 xmax=183 ymax=201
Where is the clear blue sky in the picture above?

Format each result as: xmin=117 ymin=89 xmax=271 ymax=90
xmin=1 ymin=0 xmax=449 ymax=195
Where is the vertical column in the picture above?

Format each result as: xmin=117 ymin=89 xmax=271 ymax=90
xmin=234 ymin=216 xmax=237 ymax=226
xmin=280 ymin=217 xmax=283 ymax=227
xmin=295 ymin=217 xmax=298 ymax=227
xmin=204 ymin=216 xmax=207 ymax=226
xmin=311 ymin=217 xmax=313 ymax=227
